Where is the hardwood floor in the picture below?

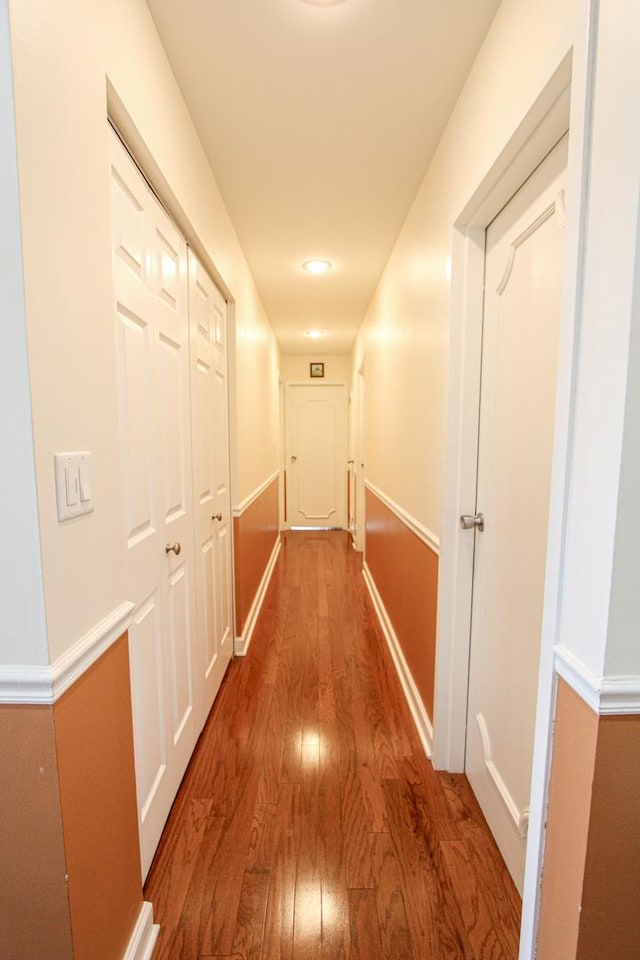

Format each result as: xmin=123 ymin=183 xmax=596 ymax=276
xmin=145 ymin=530 xmax=521 ymax=959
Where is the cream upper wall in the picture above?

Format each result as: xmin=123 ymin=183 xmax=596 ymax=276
xmin=8 ymin=0 xmax=279 ymax=662
xmin=232 ymin=281 xmax=281 ymax=501
xmin=0 ymin=1 xmax=48 ymax=666
xmin=354 ymin=0 xmax=578 ymax=534
xmin=559 ymin=0 xmax=640 ymax=679
xmin=280 ymin=354 xmax=352 ymax=382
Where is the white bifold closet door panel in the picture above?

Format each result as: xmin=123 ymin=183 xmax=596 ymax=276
xmin=109 ymin=130 xmax=199 ymax=877
xmin=188 ymin=250 xmax=233 ymax=717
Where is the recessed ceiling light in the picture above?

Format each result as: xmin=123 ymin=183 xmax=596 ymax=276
xmin=305 ymin=329 xmax=326 ymax=339
xmin=303 ymin=259 xmax=332 ymax=274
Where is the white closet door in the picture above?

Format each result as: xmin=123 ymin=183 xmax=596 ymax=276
xmin=109 ymin=130 xmax=198 ymax=877
xmin=188 ymin=250 xmax=233 ymax=718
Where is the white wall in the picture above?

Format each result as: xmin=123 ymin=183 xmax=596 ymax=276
xmin=558 ymin=0 xmax=640 ymax=680
xmin=0 ymin=0 xmax=47 ymax=666
xmin=280 ymin=354 xmax=352 ymax=382
xmin=8 ymin=0 xmax=279 ymax=662
xmin=607 ymin=236 xmax=640 ymax=677
xmin=354 ymin=0 xmax=579 ymax=534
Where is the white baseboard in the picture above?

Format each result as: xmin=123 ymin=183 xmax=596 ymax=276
xmin=123 ymin=902 xmax=159 ymax=960
xmin=362 ymin=562 xmax=433 ymax=759
xmin=234 ymin=536 xmax=282 ymax=657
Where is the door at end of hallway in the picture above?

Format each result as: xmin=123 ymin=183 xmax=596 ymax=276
xmin=285 ymin=382 xmax=348 ymax=530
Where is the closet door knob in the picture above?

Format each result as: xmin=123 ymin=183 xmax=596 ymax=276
xmin=212 ymin=513 xmax=223 ymax=522
xmin=165 ymin=542 xmax=181 ymax=555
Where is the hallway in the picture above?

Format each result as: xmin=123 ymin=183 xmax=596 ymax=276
xmin=145 ymin=531 xmax=521 ymax=959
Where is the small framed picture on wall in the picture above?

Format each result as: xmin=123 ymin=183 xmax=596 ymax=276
xmin=310 ymin=362 xmax=325 ymax=378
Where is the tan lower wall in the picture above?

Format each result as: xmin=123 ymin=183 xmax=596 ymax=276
xmin=234 ymin=476 xmax=280 ymax=636
xmin=0 ymin=704 xmax=73 ymax=960
xmin=537 ymin=679 xmax=599 ymax=959
xmin=364 ymin=488 xmax=438 ymax=720
xmin=53 ymin=632 xmax=142 ymax=960
xmin=577 ymin=711 xmax=640 ymax=959
xmin=538 ymin=677 xmax=640 ymax=960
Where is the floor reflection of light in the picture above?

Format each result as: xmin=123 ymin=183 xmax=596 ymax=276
xmin=322 ymin=886 xmax=338 ymax=931
xmin=295 ymin=878 xmax=322 ymax=938
xmin=295 ymin=879 xmax=339 ymax=939
xmin=301 ymin=728 xmax=322 ymax=767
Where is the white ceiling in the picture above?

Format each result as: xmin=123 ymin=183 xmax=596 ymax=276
xmin=146 ymin=0 xmax=501 ymax=355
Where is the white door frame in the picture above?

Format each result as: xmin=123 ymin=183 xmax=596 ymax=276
xmin=433 ymin=38 xmax=595 ymax=958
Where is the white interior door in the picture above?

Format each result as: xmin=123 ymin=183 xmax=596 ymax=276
xmin=347 ymin=393 xmax=356 ymax=540
xmin=109 ymin=129 xmax=199 ymax=877
xmin=188 ymin=250 xmax=233 ymax=716
xmin=285 ymin=383 xmax=348 ymax=529
xmin=354 ymin=367 xmax=366 ymax=552
xmin=464 ymin=136 xmax=567 ymax=893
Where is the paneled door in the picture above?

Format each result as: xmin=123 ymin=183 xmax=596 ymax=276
xmin=464 ymin=136 xmax=568 ymax=892
xmin=285 ymin=383 xmax=348 ymax=529
xmin=188 ymin=250 xmax=233 ymax=715
xmin=109 ymin=129 xmax=199 ymax=877
xmin=354 ymin=367 xmax=366 ymax=552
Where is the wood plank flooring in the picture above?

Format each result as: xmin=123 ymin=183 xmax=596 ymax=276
xmin=145 ymin=530 xmax=521 ymax=959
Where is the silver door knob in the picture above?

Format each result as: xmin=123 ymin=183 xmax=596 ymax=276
xmin=460 ymin=513 xmax=485 ymax=532
xmin=212 ymin=513 xmax=223 ymax=522
xmin=165 ymin=542 xmax=181 ymax=555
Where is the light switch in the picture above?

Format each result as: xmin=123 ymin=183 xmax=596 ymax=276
xmin=55 ymin=452 xmax=93 ymax=521
xmin=65 ymin=465 xmax=80 ymax=507
xmin=79 ymin=463 xmax=91 ymax=502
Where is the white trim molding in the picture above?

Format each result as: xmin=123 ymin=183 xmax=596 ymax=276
xmin=122 ymin=901 xmax=159 ymax=960
xmin=476 ymin=713 xmax=529 ymax=839
xmin=0 ymin=664 xmax=54 ymax=704
xmin=52 ymin=601 xmax=135 ymax=701
xmin=362 ymin=561 xmax=433 ymax=759
xmin=234 ymin=536 xmax=281 ymax=657
xmin=554 ymin=644 xmax=640 ymax=715
xmin=364 ymin=480 xmax=440 ymax=555
xmin=232 ymin=470 xmax=280 ymax=519
xmin=0 ymin=601 xmax=135 ymax=705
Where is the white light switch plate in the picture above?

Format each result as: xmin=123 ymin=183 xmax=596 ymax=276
xmin=54 ymin=452 xmax=93 ymax=521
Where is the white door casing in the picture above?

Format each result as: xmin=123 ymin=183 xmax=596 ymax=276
xmin=464 ymin=137 xmax=568 ymax=893
xmin=188 ymin=250 xmax=233 ymax=716
xmin=285 ymin=383 xmax=348 ymax=529
xmin=110 ymin=129 xmax=199 ymax=877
